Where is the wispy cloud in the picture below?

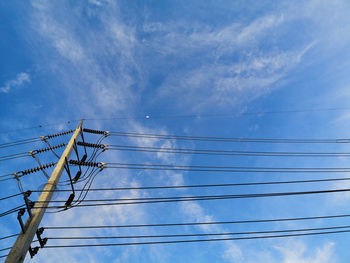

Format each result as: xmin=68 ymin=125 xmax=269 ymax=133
xmin=0 ymin=72 xmax=31 ymax=93
xmin=29 ymin=0 xmax=141 ymax=118
xmin=143 ymin=14 xmax=315 ymax=111
xmin=273 ymin=240 xmax=335 ymax=263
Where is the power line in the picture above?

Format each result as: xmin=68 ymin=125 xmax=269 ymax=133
xmin=0 ymin=130 xmax=73 ymax=150
xmin=0 ymin=120 xmax=79 ymax=135
xmin=0 ymin=138 xmax=42 ymax=149
xmin=0 ymin=175 xmax=344 ymax=203
xmin=43 ymin=213 xmax=350 ymax=229
xmin=0 ymin=143 xmax=67 ymax=163
xmin=0 ymin=234 xmax=19 ymax=240
xmin=0 ymin=152 xmax=31 ymax=162
xmin=105 ymin=162 xmax=350 ymax=173
xmin=45 ymin=224 xmax=350 ymax=240
xmin=0 ymin=205 xmax=25 ymax=218
xmin=34 ymin=188 xmax=350 ymax=209
xmin=0 ymin=193 xmax=22 ymax=201
xmin=0 ymin=247 xmax=11 ymax=253
xmin=82 ymin=107 xmax=350 ymax=121
xmin=41 ymin=229 xmax=350 ymax=248
xmin=26 ymin=176 xmax=350 ymax=194
xmin=36 ymin=187 xmax=350 ymax=203
xmin=0 ymin=174 xmax=16 ymax=182
xmin=3 ymin=106 xmax=349 ymax=135
xmin=105 ymin=130 xmax=350 ymax=144
xmin=106 ymin=144 xmax=350 ymax=157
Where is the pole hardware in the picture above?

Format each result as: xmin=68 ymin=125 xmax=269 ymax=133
xmin=23 ymin=191 xmax=34 ymax=218
xmin=17 ymin=209 xmax=26 ymax=233
xmin=36 ymin=227 xmax=47 ymax=248
xmin=28 ymin=246 xmax=39 ymax=258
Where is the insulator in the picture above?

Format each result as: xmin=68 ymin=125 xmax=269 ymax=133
xmin=41 ymin=238 xmax=48 ymax=247
xmin=77 ymin=141 xmax=104 ymax=149
xmin=65 ymin=193 xmax=75 ymax=207
xmin=37 ymin=227 xmax=44 ymax=235
xmin=18 ymin=208 xmax=25 ymax=216
xmin=73 ymin=170 xmax=82 ymax=182
xmin=81 ymin=154 xmax=88 ymax=162
xmin=20 ymin=162 xmax=56 ymax=176
xmin=69 ymin=160 xmax=101 ymax=167
xmin=33 ymin=143 xmax=66 ymax=154
xmin=29 ymin=246 xmax=39 ymax=258
xmin=45 ymin=130 xmax=74 ymax=139
xmin=24 ymin=190 xmax=32 ymax=197
xmin=29 ymin=201 xmax=35 ymax=209
xmin=83 ymin=128 xmax=107 ymax=135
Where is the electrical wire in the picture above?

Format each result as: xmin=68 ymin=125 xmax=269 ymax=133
xmin=0 ymin=176 xmax=15 ymax=183
xmin=34 ymin=187 xmax=350 ymax=208
xmin=0 ymin=234 xmax=19 ymax=240
xmin=0 ymin=143 xmax=67 ymax=164
xmin=0 ymin=152 xmax=31 ymax=162
xmin=43 ymin=213 xmax=350 ymax=229
xmin=82 ymin=106 xmax=350 ymax=121
xmin=0 ymin=120 xmax=79 ymax=135
xmin=0 ymin=129 xmax=73 ymax=149
xmin=0 ymin=204 xmax=25 ymax=218
xmin=0 ymin=247 xmax=11 ymax=253
xmin=41 ymin=229 xmax=350 ymax=248
xmin=4 ymin=175 xmax=350 ymax=203
xmin=0 ymin=192 xmax=22 ymax=201
xmin=0 ymin=137 xmax=42 ymax=149
xmin=106 ymin=144 xmax=350 ymax=157
xmin=36 ymin=187 xmax=350 ymax=203
xmin=107 ymin=131 xmax=350 ymax=144
xmin=45 ymin=224 xmax=350 ymax=240
xmin=26 ymin=176 xmax=350 ymax=194
xmin=105 ymin=163 xmax=350 ymax=173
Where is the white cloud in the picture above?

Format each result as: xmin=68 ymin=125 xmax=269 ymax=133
xmin=274 ymin=240 xmax=335 ymax=263
xmin=145 ymin=13 xmax=315 ymax=111
xmin=157 ymin=45 xmax=312 ymax=110
xmin=0 ymin=72 xmax=31 ymax=93
xmin=29 ymin=0 xmax=140 ymax=117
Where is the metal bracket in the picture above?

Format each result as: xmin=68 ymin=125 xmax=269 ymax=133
xmin=23 ymin=191 xmax=34 ymax=218
xmin=36 ymin=227 xmax=48 ymax=248
xmin=28 ymin=246 xmax=39 ymax=258
xmin=17 ymin=208 xmax=26 ymax=233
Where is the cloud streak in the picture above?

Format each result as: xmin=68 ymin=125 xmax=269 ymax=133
xmin=0 ymin=73 xmax=31 ymax=93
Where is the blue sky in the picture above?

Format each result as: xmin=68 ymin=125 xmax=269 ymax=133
xmin=1 ymin=0 xmax=350 ymax=262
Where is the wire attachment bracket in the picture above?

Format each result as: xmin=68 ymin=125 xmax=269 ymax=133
xmin=36 ymin=227 xmax=47 ymax=248
xmin=17 ymin=208 xmax=26 ymax=233
xmin=28 ymin=246 xmax=40 ymax=258
xmin=23 ymin=191 xmax=34 ymax=218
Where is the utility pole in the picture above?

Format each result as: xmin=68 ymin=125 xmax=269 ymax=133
xmin=5 ymin=120 xmax=84 ymax=263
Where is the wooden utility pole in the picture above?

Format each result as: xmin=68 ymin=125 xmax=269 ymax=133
xmin=5 ymin=120 xmax=84 ymax=263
